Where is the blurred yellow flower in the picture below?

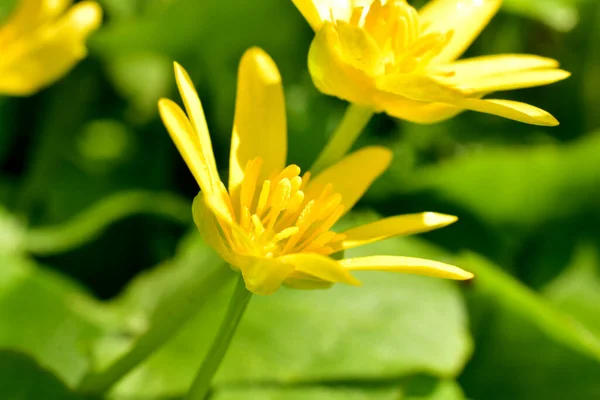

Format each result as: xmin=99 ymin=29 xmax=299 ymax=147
xmin=292 ymin=0 xmax=570 ymax=125
xmin=158 ymin=47 xmax=472 ymax=296
xmin=0 ymin=0 xmax=102 ymax=96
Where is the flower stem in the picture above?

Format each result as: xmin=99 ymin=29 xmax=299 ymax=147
xmin=186 ymin=274 xmax=252 ymax=400
xmin=311 ymin=103 xmax=374 ymax=174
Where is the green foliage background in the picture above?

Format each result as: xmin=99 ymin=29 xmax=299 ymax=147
xmin=0 ymin=0 xmax=599 ymax=399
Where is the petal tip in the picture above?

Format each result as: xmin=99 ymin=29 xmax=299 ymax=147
xmin=241 ymin=47 xmax=282 ymax=85
xmin=424 ymin=212 xmax=458 ymax=227
xmin=72 ymin=1 xmax=103 ymax=31
xmin=457 ymin=270 xmax=475 ymax=280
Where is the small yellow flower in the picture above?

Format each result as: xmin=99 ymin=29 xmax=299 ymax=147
xmin=159 ymin=47 xmax=472 ymax=295
xmin=0 ymin=0 xmax=102 ymax=96
xmin=292 ymin=0 xmax=570 ymax=126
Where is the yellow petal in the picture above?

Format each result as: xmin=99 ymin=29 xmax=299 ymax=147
xmin=291 ymin=0 xmax=365 ymax=30
xmin=456 ymin=69 xmax=571 ymax=93
xmin=280 ymin=253 xmax=360 ymax=286
xmin=229 ymin=47 xmax=286 ymax=206
xmin=158 ymin=99 xmax=215 ymax=193
xmin=308 ymin=21 xmax=375 ymax=105
xmin=377 ymin=74 xmax=559 ymax=126
xmin=437 ymin=54 xmax=561 ymax=80
xmin=374 ymin=91 xmax=464 ymax=124
xmin=331 ymin=212 xmax=457 ymax=252
xmin=305 ymin=146 xmax=392 ymax=216
xmin=239 ymin=257 xmax=295 ymax=296
xmin=0 ymin=2 xmax=102 ymax=96
xmin=340 ymin=255 xmax=474 ymax=280
xmin=173 ymin=62 xmax=220 ymax=191
xmin=465 ymin=99 xmax=559 ymax=126
xmin=335 ymin=20 xmax=384 ymax=76
xmin=0 ymin=0 xmax=71 ymax=40
xmin=419 ymin=0 xmax=502 ymax=63
xmin=192 ymin=192 xmax=238 ymax=266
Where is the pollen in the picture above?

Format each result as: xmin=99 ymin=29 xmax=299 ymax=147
xmin=346 ymin=0 xmax=454 ymax=74
xmin=222 ymin=157 xmax=345 ymax=258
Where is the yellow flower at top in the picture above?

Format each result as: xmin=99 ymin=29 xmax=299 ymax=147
xmin=0 ymin=0 xmax=102 ymax=96
xmin=158 ymin=47 xmax=473 ymax=296
xmin=292 ymin=0 xmax=570 ymax=125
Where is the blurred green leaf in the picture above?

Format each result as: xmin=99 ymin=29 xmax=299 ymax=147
xmin=0 ymin=0 xmax=17 ymax=23
xmin=0 ymin=351 xmax=86 ymax=400
xmin=0 ymin=255 xmax=106 ymax=387
xmin=212 ymin=378 xmax=464 ymax=400
xmin=404 ymin=133 xmax=600 ymax=228
xmin=105 ymin=53 xmax=172 ymax=123
xmin=544 ymin=244 xmax=600 ymax=340
xmin=213 ymin=386 xmax=402 ymax=400
xmin=459 ymin=252 xmax=600 ymax=399
xmin=112 ymin=211 xmax=471 ymax=398
xmin=502 ymin=0 xmax=579 ymax=32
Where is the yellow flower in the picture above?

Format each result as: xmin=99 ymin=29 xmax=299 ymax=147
xmin=0 ymin=0 xmax=102 ymax=96
xmin=292 ymin=0 xmax=570 ymax=126
xmin=158 ymin=47 xmax=472 ymax=295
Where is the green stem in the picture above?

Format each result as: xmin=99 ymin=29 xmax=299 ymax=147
xmin=77 ymin=263 xmax=233 ymax=394
xmin=24 ymin=191 xmax=191 ymax=255
xmin=311 ymin=103 xmax=374 ymax=174
xmin=186 ymin=275 xmax=252 ymax=400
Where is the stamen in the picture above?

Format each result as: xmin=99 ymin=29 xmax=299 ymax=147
xmin=273 ymin=226 xmax=300 ymax=243
xmin=251 ymin=214 xmax=265 ymax=236
xmin=256 ymin=180 xmax=271 ymax=215
xmin=286 ymin=190 xmax=305 ymax=214
xmin=240 ymin=157 xmax=262 ymax=210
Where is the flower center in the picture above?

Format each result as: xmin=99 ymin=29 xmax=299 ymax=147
xmin=225 ymin=157 xmax=346 ymax=258
xmin=348 ymin=0 xmax=453 ymax=74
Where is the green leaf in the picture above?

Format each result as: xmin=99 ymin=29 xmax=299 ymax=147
xmin=543 ymin=244 xmax=600 ymax=341
xmin=406 ymin=133 xmax=600 ymax=228
xmin=458 ymin=252 xmax=600 ymax=399
xmin=0 ymin=350 xmax=87 ymax=400
xmin=212 ymin=377 xmax=464 ymax=400
xmin=0 ymin=255 xmax=106 ymax=387
xmin=501 ymin=0 xmax=580 ymax=32
xmin=213 ymin=386 xmax=401 ymax=400
xmin=112 ymin=211 xmax=471 ymax=398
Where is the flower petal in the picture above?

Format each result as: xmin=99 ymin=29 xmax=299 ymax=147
xmin=305 ymin=146 xmax=392 ymax=216
xmin=292 ymin=0 xmax=367 ymax=30
xmin=331 ymin=212 xmax=458 ymax=252
xmin=192 ymin=192 xmax=238 ymax=265
xmin=158 ymin=99 xmax=215 ymax=193
xmin=0 ymin=0 xmax=71 ymax=39
xmin=374 ymin=91 xmax=465 ymax=124
xmin=456 ymin=69 xmax=571 ymax=93
xmin=0 ymin=2 xmax=102 ymax=96
xmin=229 ymin=47 xmax=287 ymax=205
xmin=280 ymin=253 xmax=360 ymax=286
xmin=377 ymin=74 xmax=559 ymax=126
xmin=340 ymin=255 xmax=474 ymax=280
xmin=437 ymin=54 xmax=560 ymax=80
xmin=173 ymin=62 xmax=220 ymax=191
xmin=419 ymin=0 xmax=502 ymax=63
xmin=308 ymin=21 xmax=375 ymax=105
xmin=335 ymin=20 xmax=384 ymax=76
xmin=240 ymin=257 xmax=295 ymax=296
